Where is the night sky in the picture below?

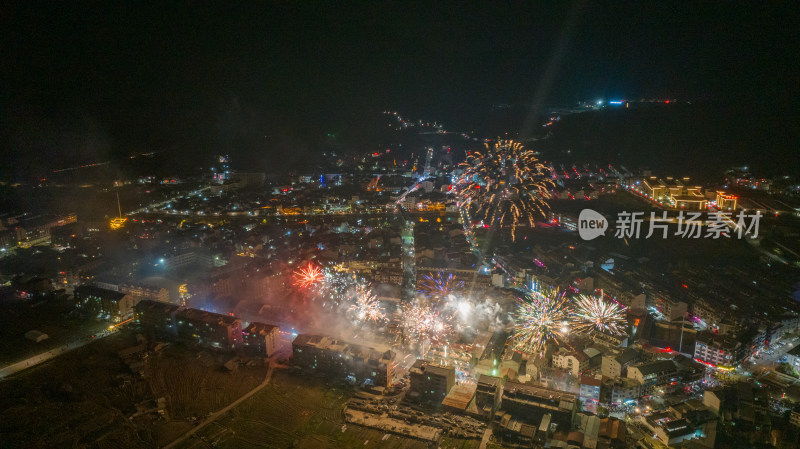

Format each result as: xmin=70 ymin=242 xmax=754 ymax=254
xmin=2 ymin=2 xmax=798 ymax=177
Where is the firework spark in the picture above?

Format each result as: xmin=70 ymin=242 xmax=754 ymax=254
xmin=349 ymin=284 xmax=385 ymax=322
xmin=318 ymin=269 xmax=355 ymax=302
xmin=399 ymin=302 xmax=451 ymax=345
xmin=572 ymin=295 xmax=627 ymax=336
xmin=419 ymin=271 xmax=465 ymax=298
xmin=292 ymin=262 xmax=325 ymax=289
xmin=511 ymin=287 xmax=571 ymax=356
xmin=454 ymin=140 xmax=554 ymax=240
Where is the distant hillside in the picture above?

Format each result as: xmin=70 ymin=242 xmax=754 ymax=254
xmin=530 ymin=102 xmax=800 ymax=182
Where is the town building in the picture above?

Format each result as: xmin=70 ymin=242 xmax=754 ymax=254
xmin=13 ymin=275 xmax=53 ymax=298
xmin=475 ymin=375 xmax=503 ymax=419
xmin=654 ymin=295 xmax=687 ymax=321
xmin=499 ymin=382 xmax=579 ymax=431
xmin=641 ymin=413 xmax=696 ymax=446
xmin=165 ymin=249 xmax=225 ymax=270
xmin=133 ymin=299 xmax=179 ymax=336
xmin=120 ymin=282 xmax=170 ymax=304
xmin=572 ymin=413 xmax=628 ymax=449
xmin=702 ymin=389 xmax=723 ymax=415
xmin=243 ymin=322 xmax=280 ymax=357
xmin=548 ymin=212 xmax=578 ymax=232
xmin=408 ymin=359 xmax=455 ymax=405
xmin=536 ymin=366 xmax=575 ymax=393
xmin=552 ymin=347 xmax=589 ymax=377
xmin=601 ymin=348 xmax=640 ymax=378
xmin=716 ymin=191 xmax=738 ymax=211
xmin=785 ymin=344 xmax=800 ymax=370
xmin=175 ymin=308 xmax=242 ymax=349
xmin=673 ymin=355 xmax=705 ymax=387
xmin=639 ymin=400 xmax=715 ymax=447
xmin=579 ymin=374 xmax=603 ymax=404
xmin=703 ymin=382 xmax=772 ymax=445
xmin=694 ymin=331 xmax=744 ymax=368
xmin=627 ymin=359 xmax=679 ymax=397
xmin=610 ymin=377 xmax=641 ymax=405
xmin=790 ymin=405 xmax=800 ymax=428
xmin=441 ymin=383 xmax=478 ymax=416
xmin=639 ymin=177 xmax=707 ymax=210
xmin=74 ymin=285 xmax=138 ymax=321
xmin=690 ymin=297 xmax=730 ymax=332
xmin=500 ymin=348 xmax=523 ymax=378
xmin=292 ymin=334 xmax=396 ymax=388
xmin=14 ymin=213 xmax=77 ymax=248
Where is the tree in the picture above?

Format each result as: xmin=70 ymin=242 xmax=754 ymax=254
xmin=777 ymin=363 xmax=800 ymax=378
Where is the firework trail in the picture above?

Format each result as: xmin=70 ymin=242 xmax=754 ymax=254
xmin=348 ymin=284 xmax=385 ymax=322
xmin=416 ymin=273 xmax=505 ymax=332
xmin=417 ymin=271 xmax=481 ymax=331
xmin=454 ymin=140 xmax=554 ymax=240
xmin=418 ymin=271 xmax=465 ymax=298
xmin=572 ymin=295 xmax=628 ymax=336
xmin=511 ymin=287 xmax=571 ymax=356
xmin=292 ymin=262 xmax=324 ymax=289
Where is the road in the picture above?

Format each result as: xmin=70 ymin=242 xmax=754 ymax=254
xmin=626 ymin=418 xmax=650 ymax=444
xmin=400 ymin=220 xmax=416 ymax=301
xmin=0 ymin=328 xmax=114 ymax=379
xmin=128 ymin=186 xmax=212 ymax=216
xmin=162 ymin=360 xmax=282 ymax=449
xmin=751 ymin=335 xmax=800 ymax=371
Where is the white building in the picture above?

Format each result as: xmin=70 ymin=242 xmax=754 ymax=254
xmin=552 ymin=348 xmax=589 ymax=377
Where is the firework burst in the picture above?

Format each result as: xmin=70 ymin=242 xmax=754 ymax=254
xmin=572 ymin=295 xmax=627 ymax=336
xmin=454 ymin=140 xmax=554 ymax=240
xmin=293 ymin=262 xmax=324 ymax=289
xmin=316 ymin=269 xmax=355 ymax=303
xmin=418 ymin=271 xmax=465 ymax=298
xmin=399 ymin=302 xmax=451 ymax=345
xmin=511 ymin=287 xmax=571 ymax=356
xmin=348 ymin=284 xmax=385 ymax=322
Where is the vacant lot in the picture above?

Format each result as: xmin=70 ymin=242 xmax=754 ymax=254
xmin=0 ymin=332 xmax=268 ymax=449
xmin=0 ymin=331 xmax=486 ymax=449
xmin=175 ymin=371 xmax=481 ymax=449
xmin=0 ymin=292 xmax=108 ymax=366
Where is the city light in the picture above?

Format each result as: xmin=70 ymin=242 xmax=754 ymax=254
xmin=1 ymin=6 xmax=792 ymax=443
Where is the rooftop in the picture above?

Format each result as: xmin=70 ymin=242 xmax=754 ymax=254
xmin=581 ymin=375 xmax=603 ymax=387
xmin=631 ymin=359 xmax=676 ymax=376
xmin=244 ymin=321 xmax=279 ymax=334
xmin=663 ymin=418 xmax=695 ymax=438
xmin=134 ymin=299 xmax=179 ymax=314
xmin=177 ymin=308 xmax=240 ymax=326
xmin=615 ymin=347 xmax=640 ymax=365
xmin=583 ymin=347 xmax=601 ymax=359
xmin=477 ymin=374 xmax=502 ymax=388
xmin=503 ymin=381 xmax=577 ymax=405
xmin=74 ymin=285 xmax=127 ymax=301
xmin=441 ymin=383 xmax=476 ymax=411
xmin=410 ymin=359 xmax=454 ymax=378
xmin=293 ymin=334 xmax=395 ymax=363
